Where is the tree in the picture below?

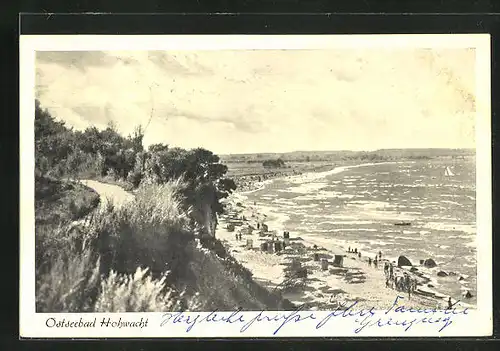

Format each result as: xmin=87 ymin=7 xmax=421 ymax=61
xmin=35 ymin=100 xmax=75 ymax=176
xmin=129 ymin=125 xmax=144 ymax=153
xmin=262 ymin=158 xmax=285 ymax=168
xmin=34 ymin=99 xmax=145 ymax=181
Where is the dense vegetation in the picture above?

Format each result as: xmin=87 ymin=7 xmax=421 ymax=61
xmin=36 ymin=182 xmax=290 ymax=312
xmin=34 ymin=100 xmax=291 ymax=313
xmin=35 ymin=100 xmax=236 ymax=226
xmin=262 ymin=158 xmax=286 ymax=168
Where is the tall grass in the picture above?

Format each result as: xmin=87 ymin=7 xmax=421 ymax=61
xmin=36 ymin=247 xmax=100 ymax=312
xmin=95 ymin=267 xmax=201 ymax=312
xmin=36 ymin=179 xmax=197 ymax=312
xmin=91 ymin=179 xmax=195 ymax=277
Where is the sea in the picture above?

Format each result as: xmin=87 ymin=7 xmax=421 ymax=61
xmin=240 ymin=158 xmax=477 ymax=305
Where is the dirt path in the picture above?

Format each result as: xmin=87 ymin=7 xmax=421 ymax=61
xmin=80 ymin=179 xmax=134 ymax=208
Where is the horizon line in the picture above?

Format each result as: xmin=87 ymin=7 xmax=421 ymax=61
xmin=217 ymin=147 xmax=476 ymax=156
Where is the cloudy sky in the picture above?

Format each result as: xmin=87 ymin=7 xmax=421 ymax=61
xmin=35 ymin=48 xmax=476 ymax=154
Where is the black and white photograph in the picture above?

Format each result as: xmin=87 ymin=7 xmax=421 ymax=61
xmin=20 ymin=34 xmax=492 ymax=337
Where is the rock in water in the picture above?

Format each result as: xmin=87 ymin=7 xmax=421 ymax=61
xmin=397 ymin=255 xmax=412 ymax=267
xmin=437 ymin=271 xmax=448 ymax=277
xmin=464 ymin=291 xmax=473 ymax=299
xmin=410 ymin=267 xmax=418 ymax=272
xmin=423 ymin=258 xmax=437 ymax=268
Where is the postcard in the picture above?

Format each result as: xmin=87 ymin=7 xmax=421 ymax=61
xmin=20 ymin=33 xmax=492 ymax=338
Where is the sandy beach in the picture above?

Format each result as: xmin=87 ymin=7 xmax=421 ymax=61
xmin=216 ymin=168 xmax=472 ymax=311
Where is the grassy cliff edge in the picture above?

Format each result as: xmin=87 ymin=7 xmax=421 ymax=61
xmin=35 ymin=179 xmax=292 ymax=312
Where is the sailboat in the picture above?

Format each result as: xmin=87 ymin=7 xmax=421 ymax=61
xmin=444 ymin=166 xmax=454 ymax=177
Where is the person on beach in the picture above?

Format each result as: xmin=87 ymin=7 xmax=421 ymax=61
xmin=404 ymin=274 xmax=411 ymax=299
xmin=395 ymin=276 xmax=402 ymax=291
xmin=354 ymin=248 xmax=358 ymax=254
xmin=378 ymin=251 xmax=382 ymax=260
xmin=447 ymin=297 xmax=453 ymax=310
xmin=358 ymin=252 xmax=361 ymax=258
xmin=374 ymin=259 xmax=378 ymax=268
xmin=235 ymin=233 xmax=238 ymax=241
xmin=368 ymin=258 xmax=372 ymax=266
xmin=389 ymin=264 xmax=394 ymax=279
xmin=348 ymin=246 xmax=351 ymax=253
xmin=384 ymin=262 xmax=389 ymax=276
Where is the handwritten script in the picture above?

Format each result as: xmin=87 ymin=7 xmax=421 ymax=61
xmin=160 ymin=296 xmax=469 ymax=335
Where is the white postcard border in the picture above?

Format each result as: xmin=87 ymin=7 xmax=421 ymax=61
xmin=20 ymin=34 xmax=492 ymax=338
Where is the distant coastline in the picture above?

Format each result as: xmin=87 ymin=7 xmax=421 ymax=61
xmin=220 ymin=148 xmax=475 ymax=163
xmin=232 ymin=163 xmax=337 ymax=193
xmin=224 ymin=149 xmax=475 ymax=193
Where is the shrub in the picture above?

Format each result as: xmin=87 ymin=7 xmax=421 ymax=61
xmin=85 ymin=180 xmax=195 ymax=278
xmin=36 ymin=248 xmax=100 ymax=312
xmin=262 ymin=158 xmax=286 ymax=168
xmin=127 ymin=169 xmax=143 ymax=188
xmin=35 ymin=176 xmax=100 ymax=226
xmin=95 ymin=267 xmax=201 ymax=312
xmin=36 ymin=219 xmax=97 ymax=274
xmin=105 ymin=168 xmax=118 ymax=180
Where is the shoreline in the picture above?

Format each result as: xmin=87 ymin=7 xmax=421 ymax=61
xmin=217 ymin=163 xmax=475 ymax=310
xmin=231 ymin=162 xmax=347 ymax=193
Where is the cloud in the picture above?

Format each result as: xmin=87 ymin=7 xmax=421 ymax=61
xmin=147 ymin=51 xmax=213 ymax=76
xmin=35 ymin=48 xmax=477 ymax=154
xmin=36 ymin=51 xmax=131 ymax=71
xmin=164 ymin=106 xmax=264 ymax=133
xmin=71 ymin=103 xmax=115 ymax=126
